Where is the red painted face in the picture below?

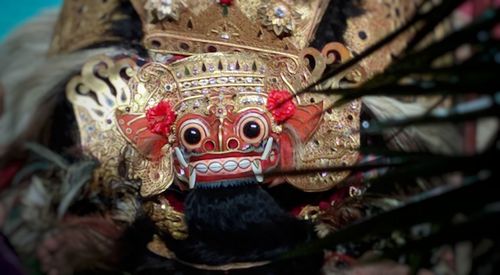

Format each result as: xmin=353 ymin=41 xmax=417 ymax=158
xmin=116 ymin=93 xmax=324 ymax=190
xmin=172 ymin=108 xmax=280 ymax=186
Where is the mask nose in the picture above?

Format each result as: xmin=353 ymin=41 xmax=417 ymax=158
xmin=203 ymin=121 xmax=240 ymax=152
xmin=199 ymin=126 xmax=239 ymax=152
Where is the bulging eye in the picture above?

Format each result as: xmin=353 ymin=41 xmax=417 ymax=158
xmin=238 ymin=113 xmax=269 ymax=144
xmin=243 ymin=121 xmax=261 ymax=139
xmin=183 ymin=128 xmax=202 ymax=145
xmin=179 ymin=119 xmax=208 ymax=150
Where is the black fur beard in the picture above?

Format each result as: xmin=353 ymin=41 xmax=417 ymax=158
xmin=161 ymin=181 xmax=320 ymax=269
xmin=119 ymin=182 xmax=323 ymax=274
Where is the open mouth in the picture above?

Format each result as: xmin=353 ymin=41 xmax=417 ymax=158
xmin=174 ymin=137 xmax=278 ymax=188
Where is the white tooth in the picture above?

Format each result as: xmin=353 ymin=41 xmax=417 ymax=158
xmin=208 ymin=162 xmax=223 ymax=172
xmin=251 ymin=160 xmax=263 ymax=183
xmin=195 ymin=163 xmax=208 ymax=173
xmin=174 ymin=147 xmax=188 ymax=168
xmin=189 ymin=167 xmax=196 ymax=189
xmin=223 ymin=160 xmax=238 ymax=171
xmin=239 ymin=159 xmax=251 ymax=169
xmin=261 ymin=137 xmax=274 ymax=160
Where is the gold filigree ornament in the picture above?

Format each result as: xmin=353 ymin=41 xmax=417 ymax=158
xmin=258 ymin=1 xmax=301 ymax=37
xmin=144 ymin=200 xmax=188 ymax=240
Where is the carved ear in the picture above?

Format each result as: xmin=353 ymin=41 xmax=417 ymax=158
xmin=116 ymin=112 xmax=168 ymax=161
xmin=284 ymin=102 xmax=323 ymax=143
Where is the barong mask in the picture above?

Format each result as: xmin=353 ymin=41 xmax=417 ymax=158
xmin=63 ymin=0 xmax=363 ymax=196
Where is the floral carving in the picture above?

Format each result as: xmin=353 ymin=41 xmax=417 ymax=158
xmin=258 ymin=2 xmax=301 ymax=37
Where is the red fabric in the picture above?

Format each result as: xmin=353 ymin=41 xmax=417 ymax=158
xmin=290 ymin=186 xmax=351 ymax=216
xmin=290 ymin=155 xmax=367 ymax=217
xmin=164 ymin=192 xmax=185 ymax=212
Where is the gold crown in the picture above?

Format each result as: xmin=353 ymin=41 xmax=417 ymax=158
xmin=137 ymin=51 xmax=314 ymax=118
xmin=128 ymin=0 xmax=345 ymax=86
xmin=49 ymin=0 xmax=420 ymax=80
xmin=49 ymin=0 xmax=330 ymax=56
xmin=130 ymin=0 xmax=330 ymax=56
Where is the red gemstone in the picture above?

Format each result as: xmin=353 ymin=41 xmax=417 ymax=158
xmin=228 ymin=139 xmax=239 ymax=149
xmin=204 ymin=140 xmax=216 ymax=151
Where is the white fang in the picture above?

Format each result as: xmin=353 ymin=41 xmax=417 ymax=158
xmin=260 ymin=137 xmax=274 ymax=160
xmin=174 ymin=147 xmax=188 ymax=168
xmin=251 ymin=160 xmax=263 ymax=183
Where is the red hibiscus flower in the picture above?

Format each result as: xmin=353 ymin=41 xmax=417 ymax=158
xmin=146 ymin=101 xmax=177 ymax=136
xmin=266 ymin=90 xmax=296 ymax=123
